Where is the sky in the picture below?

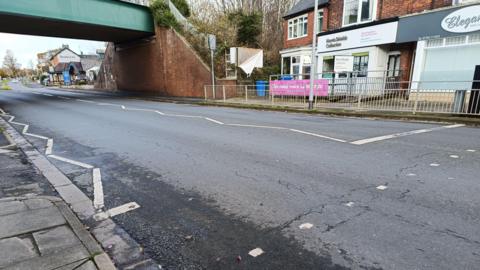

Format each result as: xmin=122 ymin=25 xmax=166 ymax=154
xmin=0 ymin=33 xmax=106 ymax=69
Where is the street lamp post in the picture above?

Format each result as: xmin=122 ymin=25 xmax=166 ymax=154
xmin=308 ymin=0 xmax=319 ymax=110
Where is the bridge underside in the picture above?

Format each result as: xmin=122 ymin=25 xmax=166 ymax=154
xmin=0 ymin=13 xmax=152 ymax=43
xmin=0 ymin=0 xmax=154 ymax=43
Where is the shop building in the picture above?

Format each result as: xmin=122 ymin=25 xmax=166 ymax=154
xmin=280 ymin=0 xmax=479 ymax=86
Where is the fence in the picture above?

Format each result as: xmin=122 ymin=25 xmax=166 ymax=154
xmin=204 ymin=80 xmax=480 ymax=115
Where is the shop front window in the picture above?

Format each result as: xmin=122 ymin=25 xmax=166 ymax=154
xmin=353 ymin=55 xmax=369 ymax=77
xmin=288 ymin=15 xmax=308 ymax=40
xmin=322 ymin=57 xmax=334 ymax=78
xmin=343 ymin=0 xmax=375 ymax=26
xmin=387 ymin=54 xmax=400 ymax=77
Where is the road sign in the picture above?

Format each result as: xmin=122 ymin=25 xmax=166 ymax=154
xmin=334 ymin=56 xmax=354 ymax=72
xmin=208 ymin=34 xmax=216 ymax=51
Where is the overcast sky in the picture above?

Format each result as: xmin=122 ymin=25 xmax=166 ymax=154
xmin=0 ymin=33 xmax=106 ymax=69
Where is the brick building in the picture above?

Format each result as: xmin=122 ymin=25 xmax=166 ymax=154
xmin=280 ymin=0 xmax=480 ymax=89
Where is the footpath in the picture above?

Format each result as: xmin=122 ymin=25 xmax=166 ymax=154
xmin=1 ymin=124 xmax=115 ymax=269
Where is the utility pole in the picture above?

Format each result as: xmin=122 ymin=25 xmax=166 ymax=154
xmin=308 ymin=0 xmax=319 ymax=110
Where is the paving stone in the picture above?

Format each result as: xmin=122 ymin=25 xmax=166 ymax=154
xmin=3 ymin=244 xmax=90 ymax=270
xmin=0 ymin=237 xmax=38 ymax=268
xmin=54 ymin=259 xmax=89 ymax=270
xmin=0 ymin=206 xmax=65 ymax=239
xmin=33 ymin=225 xmax=81 ymax=255
xmin=70 ymin=200 xmax=96 ymax=221
xmin=0 ymin=200 xmax=27 ymax=216
xmin=3 ymin=183 xmax=43 ymax=196
xmin=24 ymin=198 xmax=53 ymax=210
xmin=77 ymin=260 xmax=98 ymax=270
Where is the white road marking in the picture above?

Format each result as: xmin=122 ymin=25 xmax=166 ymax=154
xmin=289 ymin=129 xmax=347 ymax=143
xmin=299 ymin=223 xmax=314 ymax=229
xmin=0 ymin=108 xmax=5 ymax=114
xmin=48 ymin=154 xmax=94 ymax=169
xmin=77 ymin=99 xmax=96 ymax=104
xmin=42 ymin=93 xmax=54 ymax=97
xmin=164 ymin=113 xmax=203 ymax=118
xmin=350 ymin=124 xmax=466 ymax=145
xmin=45 ymin=139 xmax=53 ymax=155
xmin=93 ymin=168 xmax=105 ymax=210
xmin=406 ymin=173 xmax=417 ymax=177
xmin=248 ymin=248 xmax=264 ymax=257
xmin=94 ymin=202 xmax=141 ymax=220
xmin=204 ymin=117 xmax=224 ymax=125
xmin=430 ymin=163 xmax=440 ymax=167
xmin=57 ymin=96 xmax=71 ymax=100
xmin=450 ymin=155 xmax=459 ymax=159
xmin=466 ymin=149 xmax=476 ymax=153
xmin=155 ymin=110 xmax=165 ymax=115
xmin=345 ymin=202 xmax=355 ymax=207
xmin=0 ymin=149 xmax=13 ymax=154
xmin=121 ymin=105 xmax=126 ymax=109
xmin=376 ymin=185 xmax=388 ymax=191
xmin=22 ymin=124 xmax=29 ymax=134
xmin=24 ymin=133 xmax=50 ymax=140
xmin=227 ymin=123 xmax=287 ymax=130
xmin=31 ymin=92 xmax=42 ymax=95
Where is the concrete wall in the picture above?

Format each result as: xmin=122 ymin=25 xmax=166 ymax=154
xmin=103 ymin=26 xmax=212 ymax=97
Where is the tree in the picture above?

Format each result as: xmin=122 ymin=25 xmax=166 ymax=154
xmin=2 ymin=50 xmax=20 ymax=77
xmin=229 ymin=12 xmax=262 ymax=47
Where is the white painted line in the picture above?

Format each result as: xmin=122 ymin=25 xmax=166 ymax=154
xmin=227 ymin=123 xmax=287 ymax=130
xmin=31 ymin=92 xmax=42 ymax=95
xmin=45 ymin=139 xmax=53 ymax=155
xmin=466 ymin=149 xmax=476 ymax=153
xmin=48 ymin=154 xmax=94 ymax=169
xmin=0 ymin=149 xmax=13 ymax=154
xmin=290 ymin=129 xmax=347 ymax=143
xmin=164 ymin=113 xmax=203 ymax=118
xmin=24 ymin=133 xmax=50 ymax=140
xmin=376 ymin=185 xmax=388 ymax=191
xmin=155 ymin=110 xmax=165 ymax=116
xmin=248 ymin=248 xmax=264 ymax=257
xmin=8 ymin=116 xmax=15 ymax=122
xmin=204 ymin=117 xmax=224 ymax=125
xmin=121 ymin=105 xmax=126 ymax=110
xmin=350 ymin=124 xmax=466 ymax=145
xmin=0 ymin=108 xmax=5 ymax=114
xmin=450 ymin=155 xmax=459 ymax=159
xmin=299 ymin=223 xmax=314 ymax=229
xmin=406 ymin=173 xmax=417 ymax=177
xmin=124 ymin=108 xmax=156 ymax=113
xmin=57 ymin=96 xmax=71 ymax=100
xmin=93 ymin=202 xmax=141 ymax=221
xmin=22 ymin=124 xmax=29 ymax=134
xmin=345 ymin=202 xmax=355 ymax=207
xmin=93 ymin=168 xmax=105 ymax=210
xmin=430 ymin=163 xmax=440 ymax=167
xmin=42 ymin=93 xmax=54 ymax=97
xmin=77 ymin=99 xmax=96 ymax=104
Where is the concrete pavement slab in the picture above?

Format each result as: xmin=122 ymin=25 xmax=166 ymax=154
xmin=0 ymin=206 xmax=65 ymax=239
xmin=33 ymin=225 xmax=81 ymax=255
xmin=0 ymin=237 xmax=38 ymax=268
xmin=0 ymin=200 xmax=27 ymax=216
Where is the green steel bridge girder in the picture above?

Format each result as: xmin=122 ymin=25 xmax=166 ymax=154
xmin=0 ymin=0 xmax=155 ymax=43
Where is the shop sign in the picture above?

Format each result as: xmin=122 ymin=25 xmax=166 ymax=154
xmin=441 ymin=5 xmax=480 ymax=33
xmin=270 ymin=80 xmax=329 ymax=97
xmin=318 ymin=22 xmax=398 ymax=53
xmin=334 ymin=56 xmax=354 ymax=72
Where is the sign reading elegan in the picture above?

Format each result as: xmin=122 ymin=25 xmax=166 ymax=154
xmin=442 ymin=5 xmax=480 ymax=33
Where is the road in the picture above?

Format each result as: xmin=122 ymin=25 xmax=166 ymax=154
xmin=1 ymin=82 xmax=479 ymax=270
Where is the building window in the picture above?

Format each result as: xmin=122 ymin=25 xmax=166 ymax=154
xmin=387 ymin=54 xmax=401 ymax=77
xmin=469 ymin=34 xmax=480 ymax=44
xmin=343 ymin=0 xmax=376 ymax=26
xmin=426 ymin=38 xmax=444 ymax=48
xmin=353 ymin=54 xmax=369 ymax=77
xmin=288 ymin=15 xmax=308 ymax=40
xmin=317 ymin=11 xmax=324 ymax=33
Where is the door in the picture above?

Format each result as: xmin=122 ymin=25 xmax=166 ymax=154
xmin=468 ymin=65 xmax=480 ymax=114
xmin=385 ymin=54 xmax=401 ymax=90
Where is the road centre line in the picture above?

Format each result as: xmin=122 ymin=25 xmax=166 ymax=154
xmin=42 ymin=93 xmax=54 ymax=97
xmin=289 ymin=129 xmax=348 ymax=143
xmin=350 ymin=124 xmax=466 ymax=145
xmin=48 ymin=154 xmax=94 ymax=169
xmin=204 ymin=117 xmax=224 ymax=125
xmin=226 ymin=123 xmax=288 ymax=130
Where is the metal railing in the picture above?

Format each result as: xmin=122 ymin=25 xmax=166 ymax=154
xmin=204 ymin=80 xmax=480 ymax=115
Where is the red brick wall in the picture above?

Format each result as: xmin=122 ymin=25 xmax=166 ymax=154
xmin=323 ymin=0 xmax=453 ymax=32
xmin=111 ymin=27 xmax=212 ymax=97
xmin=283 ymin=8 xmax=328 ymax=49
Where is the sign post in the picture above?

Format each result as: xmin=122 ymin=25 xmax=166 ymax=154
xmin=308 ymin=0 xmax=319 ymax=110
xmin=208 ymin=34 xmax=216 ymax=95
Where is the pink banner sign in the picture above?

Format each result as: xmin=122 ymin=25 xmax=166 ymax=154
xmin=270 ymin=79 xmax=329 ymax=96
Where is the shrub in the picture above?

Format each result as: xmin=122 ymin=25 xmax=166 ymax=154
xmin=150 ymin=0 xmax=180 ymax=30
